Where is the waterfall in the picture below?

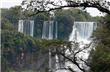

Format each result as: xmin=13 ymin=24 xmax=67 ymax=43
xmin=69 ymin=22 xmax=97 ymax=43
xmin=55 ymin=22 xmax=97 ymax=72
xmin=42 ymin=21 xmax=57 ymax=40
xmin=30 ymin=20 xmax=34 ymax=37
xmin=49 ymin=21 xmax=54 ymax=39
xmin=65 ymin=21 xmax=97 ymax=72
xmin=18 ymin=20 xmax=34 ymax=37
xmin=42 ymin=20 xmax=58 ymax=72
xmin=45 ymin=21 xmax=97 ymax=72
xmin=42 ymin=21 xmax=47 ymax=39
xmin=18 ymin=20 xmax=24 ymax=33
xmin=55 ymin=22 xmax=58 ymax=39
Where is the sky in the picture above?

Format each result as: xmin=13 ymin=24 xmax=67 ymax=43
xmin=1 ymin=0 xmax=22 ymax=8
xmin=0 ymin=0 xmax=106 ymax=17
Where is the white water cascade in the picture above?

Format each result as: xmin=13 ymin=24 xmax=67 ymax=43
xmin=30 ymin=20 xmax=34 ymax=37
xmin=69 ymin=22 xmax=97 ymax=43
xmin=42 ymin=21 xmax=58 ymax=40
xmin=55 ymin=22 xmax=97 ymax=72
xmin=66 ymin=22 xmax=97 ymax=72
xmin=18 ymin=20 xmax=24 ymax=33
xmin=42 ymin=20 xmax=58 ymax=72
xmin=18 ymin=20 xmax=34 ymax=37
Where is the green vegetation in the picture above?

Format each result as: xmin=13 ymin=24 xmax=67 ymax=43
xmin=1 ymin=28 xmax=67 ymax=72
xmin=1 ymin=28 xmax=48 ymax=72
xmin=2 ymin=5 xmax=110 ymax=72
xmin=90 ymin=14 xmax=110 ymax=72
xmin=54 ymin=9 xmax=93 ymax=40
xmin=1 ymin=7 xmax=93 ymax=40
xmin=1 ymin=13 xmax=66 ymax=72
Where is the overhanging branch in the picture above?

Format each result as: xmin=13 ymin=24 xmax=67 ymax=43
xmin=24 ymin=1 xmax=110 ymax=16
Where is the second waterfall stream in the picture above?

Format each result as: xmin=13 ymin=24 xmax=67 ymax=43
xmin=56 ymin=21 xmax=97 ymax=72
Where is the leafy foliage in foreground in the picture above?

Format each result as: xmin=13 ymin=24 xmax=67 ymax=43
xmin=1 ymin=27 xmax=67 ymax=72
xmin=1 ymin=30 xmax=47 ymax=72
xmin=91 ymin=14 xmax=110 ymax=72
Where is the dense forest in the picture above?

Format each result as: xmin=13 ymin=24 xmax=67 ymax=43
xmin=90 ymin=14 xmax=110 ymax=72
xmin=1 ymin=5 xmax=110 ymax=72
xmin=1 ymin=6 xmax=94 ymax=39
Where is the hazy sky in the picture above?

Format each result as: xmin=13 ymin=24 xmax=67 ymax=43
xmin=0 ymin=0 xmax=105 ymax=17
xmin=1 ymin=0 xmax=22 ymax=8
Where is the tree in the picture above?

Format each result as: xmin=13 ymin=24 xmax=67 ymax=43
xmin=1 ymin=17 xmax=15 ymax=30
xmin=1 ymin=21 xmax=49 ymax=72
xmin=54 ymin=9 xmax=93 ymax=40
xmin=1 ymin=30 xmax=50 ymax=72
xmin=21 ymin=0 xmax=110 ymax=16
xmin=90 ymin=14 xmax=110 ymax=72
xmin=1 ymin=6 xmax=22 ymax=30
xmin=2 ymin=0 xmax=110 ymax=72
xmin=43 ymin=40 xmax=93 ymax=72
xmin=20 ymin=0 xmax=110 ymax=72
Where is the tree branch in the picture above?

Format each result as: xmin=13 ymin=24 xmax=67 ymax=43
xmin=22 ymin=0 xmax=110 ymax=16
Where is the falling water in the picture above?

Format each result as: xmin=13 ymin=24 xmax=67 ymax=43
xmin=18 ymin=20 xmax=24 ymax=33
xmin=42 ymin=21 xmax=47 ymax=39
xmin=18 ymin=20 xmax=34 ymax=37
xmin=55 ymin=22 xmax=58 ymax=39
xmin=55 ymin=22 xmax=97 ymax=72
xmin=66 ymin=21 xmax=97 ymax=72
xmin=49 ymin=21 xmax=54 ymax=39
xmin=42 ymin=21 xmax=58 ymax=40
xmin=69 ymin=22 xmax=97 ymax=43
xmin=41 ymin=18 xmax=97 ymax=72
xmin=30 ymin=20 xmax=34 ymax=37
xmin=42 ymin=20 xmax=58 ymax=72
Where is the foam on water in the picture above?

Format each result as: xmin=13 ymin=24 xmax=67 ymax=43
xmin=56 ymin=22 xmax=97 ymax=72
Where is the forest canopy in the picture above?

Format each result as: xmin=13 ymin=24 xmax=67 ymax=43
xmin=1 ymin=0 xmax=110 ymax=72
